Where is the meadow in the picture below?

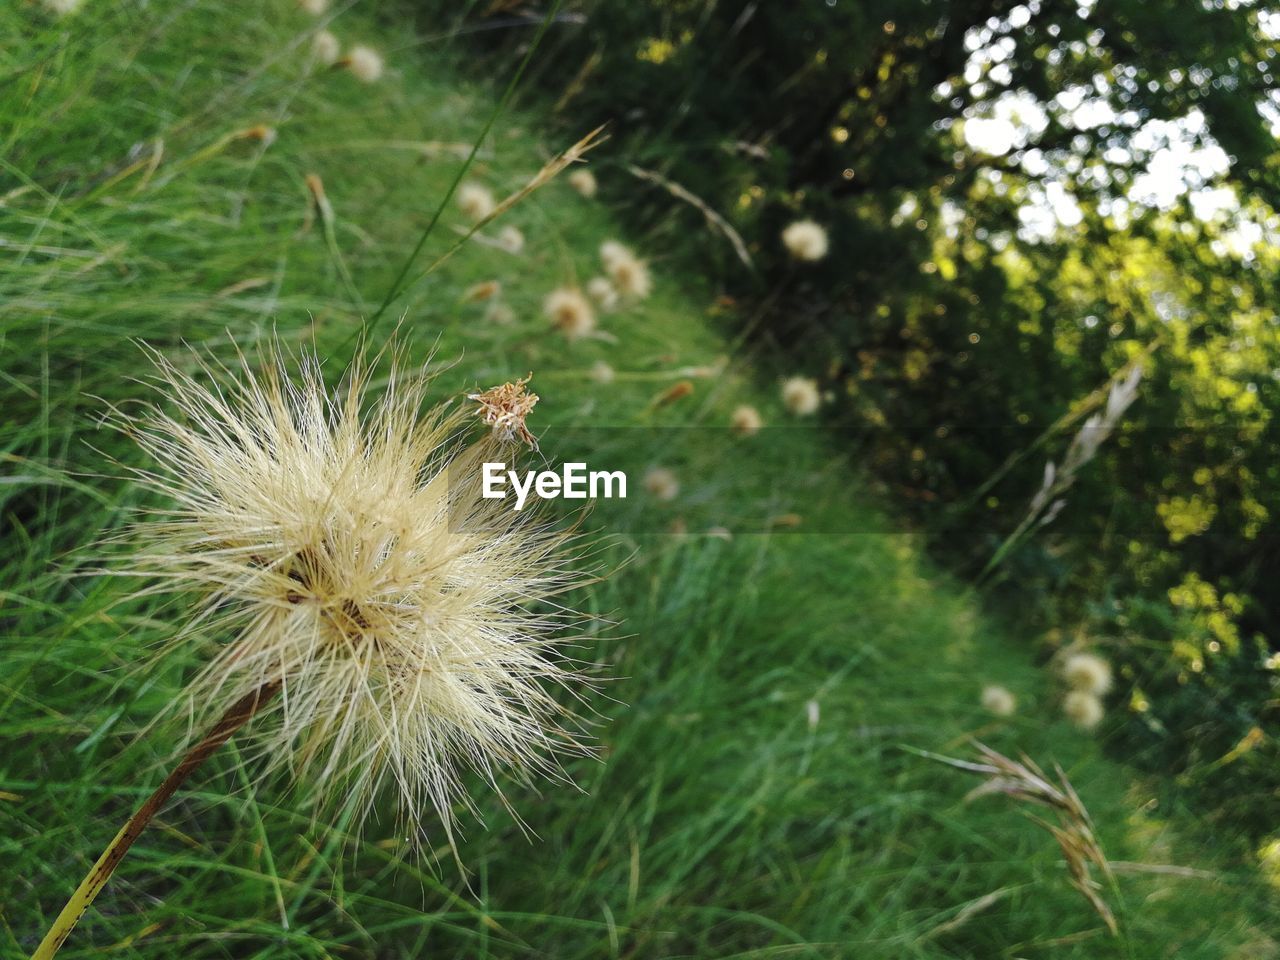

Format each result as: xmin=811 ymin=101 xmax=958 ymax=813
xmin=1 ymin=2 xmax=1277 ymax=958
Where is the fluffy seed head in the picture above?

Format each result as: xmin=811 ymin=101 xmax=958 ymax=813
xmin=544 ymin=288 xmax=596 ymax=341
xmin=609 ymin=255 xmax=652 ymax=301
xmin=599 ymin=240 xmax=632 ymax=271
xmin=568 ymin=169 xmax=597 ymax=198
xmin=644 ymin=467 xmax=680 ymax=502
xmin=42 ymin=0 xmax=84 ymax=15
xmin=782 ymin=219 xmax=829 ymax=261
xmin=1061 ymin=652 xmax=1113 ymax=695
xmin=981 ymin=684 xmax=1017 ymax=717
xmin=497 ymin=225 xmax=525 ymax=254
xmin=299 ymin=0 xmax=329 ymax=14
xmin=115 ymin=344 xmax=591 ymax=844
xmin=345 ymin=44 xmax=384 ymax=83
xmin=457 ymin=183 xmax=495 ymax=223
xmin=781 ymin=376 xmax=821 ymax=416
xmin=590 ymin=361 xmax=615 ymax=384
xmin=730 ymin=404 xmax=764 ymax=437
xmin=484 ymin=301 xmax=516 ymax=325
xmin=1063 ymin=691 xmax=1105 ymax=730
xmin=586 ymin=276 xmax=619 ymax=311
xmin=313 ymin=30 xmax=341 ymax=66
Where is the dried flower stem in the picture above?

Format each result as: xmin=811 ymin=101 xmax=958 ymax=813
xmin=31 ymin=680 xmax=282 ymax=960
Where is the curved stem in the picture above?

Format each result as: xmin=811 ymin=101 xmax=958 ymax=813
xmin=31 ymin=679 xmax=282 ymax=960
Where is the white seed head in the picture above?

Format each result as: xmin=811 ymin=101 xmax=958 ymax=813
xmin=115 ymin=344 xmax=592 ymax=845
xmin=568 ymin=169 xmax=597 ymax=198
xmin=457 ymin=182 xmax=496 ymax=223
xmin=1063 ymin=691 xmax=1105 ymax=730
xmin=586 ymin=276 xmax=619 ymax=311
xmin=496 ymin=225 xmax=525 ymax=254
xmin=312 ymin=30 xmax=341 ymax=66
xmin=981 ymin=684 xmax=1017 ymax=717
xmin=782 ymin=219 xmax=829 ymax=261
xmin=544 ymin=287 xmax=596 ymax=341
xmin=608 ymin=255 xmax=652 ymax=301
xmin=644 ymin=467 xmax=680 ymax=502
xmin=346 ymin=44 xmax=384 ymax=83
xmin=41 ymin=0 xmax=84 ymax=15
xmin=1061 ymin=652 xmax=1113 ymax=695
xmin=781 ymin=376 xmax=821 ymax=416
xmin=730 ymin=404 xmax=764 ymax=437
xmin=299 ymin=0 xmax=329 ymax=14
xmin=590 ymin=360 xmax=615 ymax=384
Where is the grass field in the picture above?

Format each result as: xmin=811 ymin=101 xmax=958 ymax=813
xmin=2 ymin=3 xmax=1276 ymax=958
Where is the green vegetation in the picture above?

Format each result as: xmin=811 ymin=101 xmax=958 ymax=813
xmin=1 ymin=3 xmax=1276 ymax=959
xmin=433 ymin=0 xmax=1280 ymax=834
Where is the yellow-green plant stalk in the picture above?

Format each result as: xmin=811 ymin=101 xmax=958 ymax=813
xmin=32 ymin=344 xmax=592 ymax=957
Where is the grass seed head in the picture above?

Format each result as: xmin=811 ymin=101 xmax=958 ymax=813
xmin=115 ymin=344 xmax=591 ymax=845
xmin=299 ymin=0 xmax=329 ymax=14
xmin=782 ymin=219 xmax=829 ymax=261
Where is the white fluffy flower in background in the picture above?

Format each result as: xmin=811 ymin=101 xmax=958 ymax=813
xmin=568 ymin=169 xmax=597 ymax=198
xmin=345 ymin=44 xmax=384 ymax=84
xmin=544 ymin=287 xmax=596 ymax=341
xmin=1061 ymin=652 xmax=1113 ymax=696
xmin=980 ymin=684 xmax=1017 ymax=717
xmin=587 ymin=276 xmax=619 ymax=311
xmin=458 ymin=182 xmax=496 ymax=223
xmin=312 ymin=30 xmax=341 ymax=66
xmin=781 ymin=376 xmax=821 ymax=416
xmin=782 ymin=219 xmax=829 ymax=261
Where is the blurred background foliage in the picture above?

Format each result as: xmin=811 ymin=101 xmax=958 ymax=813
xmin=425 ymin=0 xmax=1280 ymax=833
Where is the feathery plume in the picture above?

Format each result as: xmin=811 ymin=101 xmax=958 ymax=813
xmin=782 ymin=219 xmax=829 ymax=261
xmin=568 ymin=168 xmax=597 ymax=198
xmin=458 ymin=182 xmax=496 ymax=223
xmin=590 ymin=360 xmax=616 ymax=384
xmin=980 ymin=684 xmax=1017 ymax=717
xmin=312 ymin=30 xmax=341 ymax=66
xmin=484 ymin=301 xmax=516 ymax=325
xmin=344 ymin=44 xmax=384 ymax=83
xmin=781 ymin=376 xmax=821 ymax=416
xmin=33 ymin=344 xmax=595 ymax=957
xmin=462 ymin=280 xmax=501 ymax=303
xmin=927 ymin=743 xmax=1120 ymax=936
xmin=731 ymin=405 xmax=764 ymax=437
xmin=544 ymin=288 xmax=596 ymax=341
xmin=299 ymin=0 xmax=329 ymax=14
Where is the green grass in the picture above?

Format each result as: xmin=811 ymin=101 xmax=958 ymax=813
xmin=2 ymin=3 xmax=1276 ymax=958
